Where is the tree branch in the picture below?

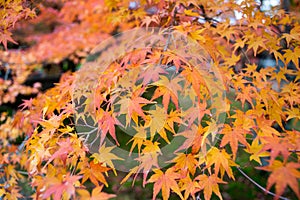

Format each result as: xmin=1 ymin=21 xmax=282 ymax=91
xmin=236 ymin=167 xmax=290 ymax=200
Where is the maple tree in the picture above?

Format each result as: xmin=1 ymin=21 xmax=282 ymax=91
xmin=0 ymin=0 xmax=300 ymax=200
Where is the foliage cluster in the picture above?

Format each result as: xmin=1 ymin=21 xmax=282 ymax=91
xmin=0 ymin=0 xmax=300 ymax=200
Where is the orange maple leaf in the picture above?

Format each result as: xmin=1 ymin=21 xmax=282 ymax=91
xmin=196 ymin=173 xmax=226 ymax=200
xmin=148 ymin=168 xmax=184 ymax=200
xmin=80 ymin=161 xmax=111 ymax=186
xmin=220 ymin=124 xmax=250 ymax=159
xmin=171 ymin=153 xmax=198 ymax=176
xmin=258 ymin=161 xmax=300 ymax=199
xmin=151 ymin=75 xmax=183 ymax=110
xmin=117 ymin=86 xmax=154 ymax=124
xmin=261 ymin=136 xmax=291 ymax=164
xmin=0 ymin=31 xmax=18 ymax=50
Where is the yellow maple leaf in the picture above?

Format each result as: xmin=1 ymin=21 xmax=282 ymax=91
xmin=284 ymin=47 xmax=300 ymax=69
xmin=244 ymin=138 xmax=270 ymax=165
xmin=91 ymin=143 xmax=123 ymax=175
xmin=202 ymin=147 xmax=238 ymax=180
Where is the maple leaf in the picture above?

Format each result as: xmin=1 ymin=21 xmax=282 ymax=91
xmin=96 ymin=110 xmax=123 ymax=146
xmin=256 ymin=116 xmax=281 ymax=137
xmin=138 ymin=64 xmax=167 ymax=85
xmin=244 ymin=138 xmax=270 ymax=165
xmin=179 ymin=175 xmax=201 ymax=200
xmin=223 ymin=53 xmax=240 ymax=67
xmin=117 ymin=86 xmax=154 ymax=125
xmin=258 ymin=161 xmax=300 ymax=199
xmin=220 ymin=124 xmax=250 ymax=159
xmin=142 ymin=140 xmax=162 ymax=157
xmin=91 ymin=143 xmax=123 ymax=175
xmin=27 ymin=135 xmax=52 ymax=174
xmin=4 ymin=164 xmax=18 ymax=180
xmin=44 ymin=138 xmax=74 ymax=167
xmin=203 ymin=147 xmax=237 ymax=179
xmin=38 ymin=114 xmax=62 ymax=135
xmin=270 ymin=66 xmax=292 ymax=86
xmin=195 ymin=173 xmax=226 ymax=200
xmin=90 ymin=186 xmax=116 ymax=200
xmin=184 ymin=9 xmax=200 ymax=17
xmin=19 ymin=98 xmax=34 ymax=110
xmin=171 ymin=153 xmax=198 ymax=176
xmin=122 ymin=141 xmax=161 ymax=187
xmin=233 ymin=38 xmax=246 ymax=53
xmin=43 ymin=173 xmax=81 ymax=200
xmin=281 ymin=82 xmax=300 ymax=106
xmin=286 ymin=107 xmax=300 ymax=121
xmin=281 ymin=26 xmax=300 ymax=47
xmin=230 ymin=110 xmax=255 ymax=131
xmin=58 ymin=125 xmax=74 ymax=134
xmin=175 ymin=124 xmax=204 ymax=154
xmin=77 ymin=186 xmax=116 ymax=200
xmin=148 ymin=168 xmax=184 ymax=200
xmin=146 ymin=105 xmax=169 ymax=142
xmin=218 ymin=23 xmax=236 ymax=42
xmin=269 ymin=46 xmax=284 ymax=64
xmin=165 ymin=51 xmax=184 ymax=72
xmin=181 ymin=67 xmax=207 ymax=99
xmin=189 ymin=28 xmax=206 ymax=42
xmin=136 ymin=152 xmax=160 ymax=186
xmin=283 ymin=47 xmax=300 ymax=69
xmin=246 ymin=35 xmax=267 ymax=56
xmin=0 ymin=188 xmax=5 ymax=197
xmin=151 ymin=75 xmax=183 ymax=110
xmin=4 ymin=1 xmax=300 ymax=199
xmin=128 ymin=125 xmax=147 ymax=155
xmin=114 ymin=67 xmax=140 ymax=90
xmin=80 ymin=161 xmax=111 ymax=186
xmin=183 ymin=101 xmax=210 ymax=128
xmin=235 ymin=85 xmax=256 ymax=108
xmin=260 ymin=136 xmax=290 ymax=164
xmin=201 ymin=119 xmax=221 ymax=148
xmin=165 ymin=109 xmax=184 ymax=134
xmin=2 ymin=187 xmax=23 ymax=200
xmin=0 ymin=31 xmax=18 ymax=50
xmin=141 ymin=15 xmax=160 ymax=28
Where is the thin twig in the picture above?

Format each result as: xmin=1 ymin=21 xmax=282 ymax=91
xmin=17 ymin=170 xmax=29 ymax=175
xmin=71 ymin=156 xmax=80 ymax=176
xmin=4 ymin=65 xmax=10 ymax=80
xmin=289 ymin=150 xmax=300 ymax=153
xmin=157 ymin=28 xmax=173 ymax=66
xmin=157 ymin=7 xmax=178 ymax=66
xmin=78 ymin=127 xmax=98 ymax=135
xmin=163 ymin=30 xmax=172 ymax=52
xmin=0 ymin=169 xmax=28 ymax=176
xmin=236 ymin=167 xmax=290 ymax=200
xmin=240 ymin=48 xmax=251 ymax=63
